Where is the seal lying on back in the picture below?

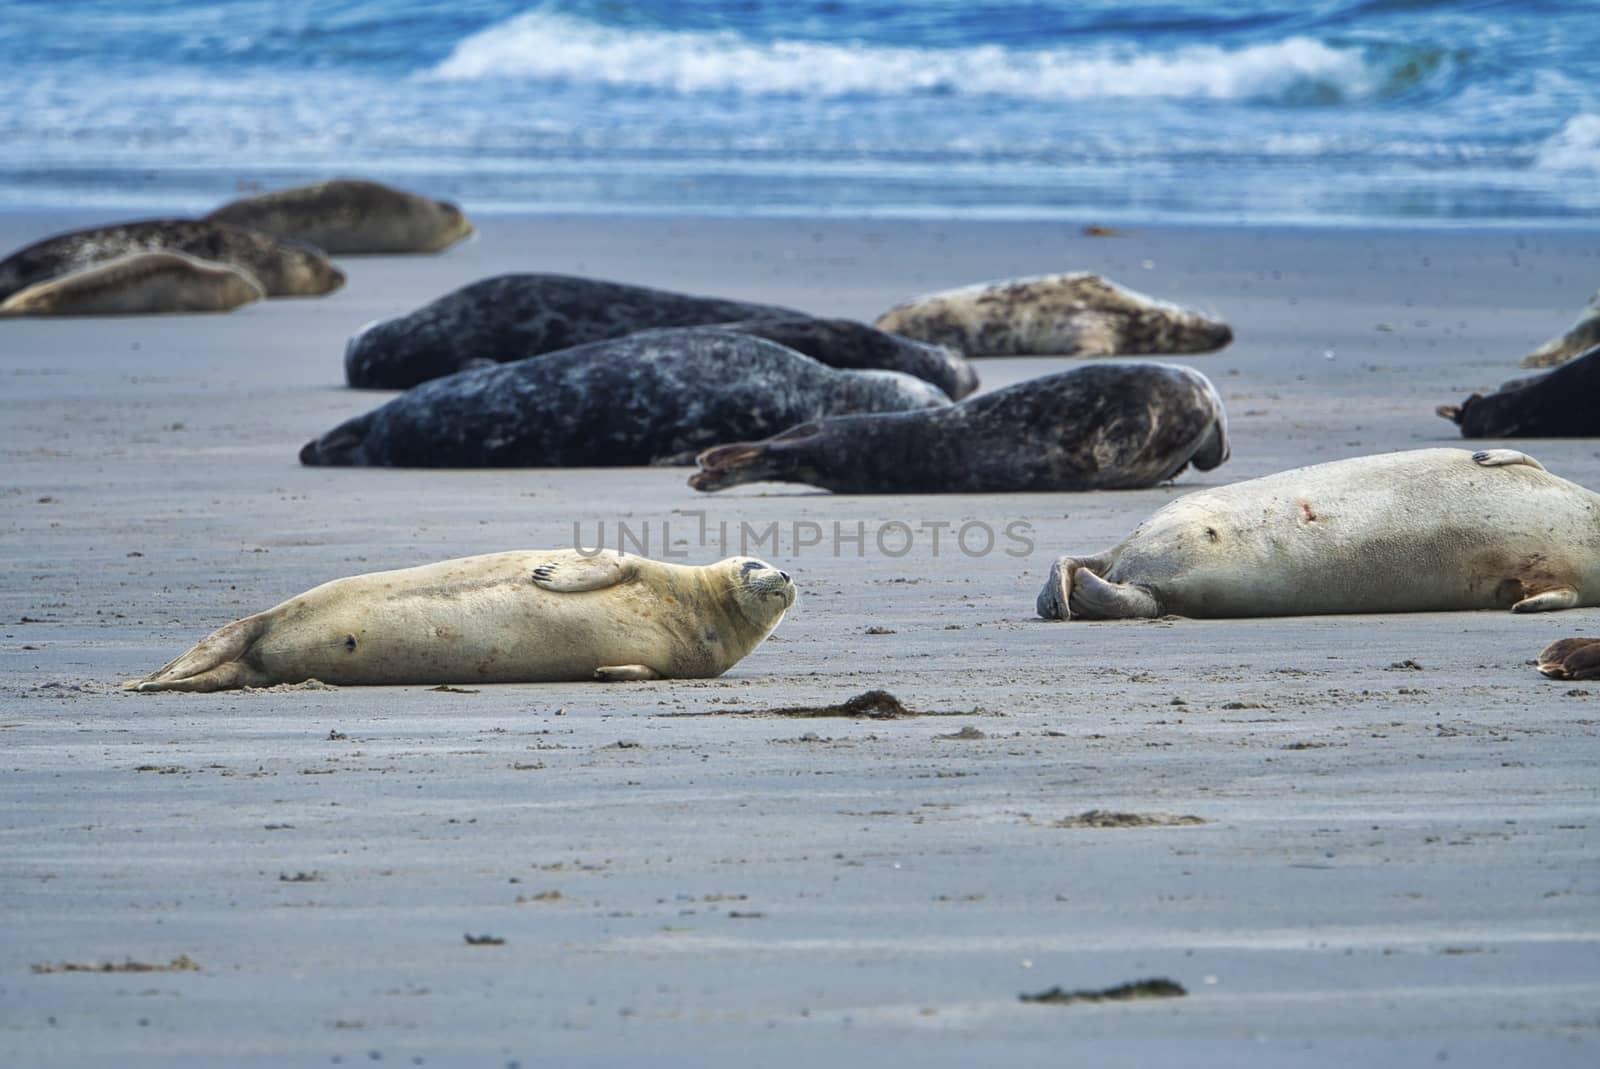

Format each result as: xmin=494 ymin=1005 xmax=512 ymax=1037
xmin=0 ymin=218 xmax=344 ymax=300
xmin=302 ymin=330 xmax=950 ymax=468
xmin=1519 ymin=291 xmax=1600 ymax=369
xmin=0 ymin=251 xmax=265 ymax=316
xmin=1437 ymin=344 xmax=1600 ymax=438
xmin=125 ymin=550 xmax=796 ymax=691
xmin=690 ymin=363 xmax=1228 ymax=494
xmin=342 ymin=273 xmax=802 ymax=388
xmin=345 ymin=295 xmax=980 ymax=399
xmin=873 ymin=273 xmax=1233 ymax=357
xmin=207 ymin=178 xmax=475 ymax=254
xmin=1036 ymin=448 xmax=1600 ymax=621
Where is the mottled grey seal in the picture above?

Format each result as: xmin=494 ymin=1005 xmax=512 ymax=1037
xmin=690 ymin=363 xmax=1228 ymax=494
xmin=1519 ymin=291 xmax=1600 ymax=369
xmin=1037 ymin=448 xmax=1600 ymax=621
xmin=344 ymin=288 xmax=980 ymax=398
xmin=0 ymin=219 xmax=344 ymax=300
xmin=125 ymin=550 xmax=796 ymax=691
xmin=1535 ymin=637 xmax=1600 ymax=681
xmin=302 ymin=329 xmax=950 ymax=468
xmin=342 ymin=273 xmax=803 ymax=389
xmin=0 ymin=251 xmax=264 ymax=317
xmin=1437 ymin=344 xmax=1600 ymax=438
xmin=206 ymin=178 xmax=475 ymax=254
xmin=873 ymin=272 xmax=1233 ymax=357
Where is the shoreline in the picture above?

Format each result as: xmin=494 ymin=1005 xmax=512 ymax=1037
xmin=7 ymin=200 xmax=1600 ymax=234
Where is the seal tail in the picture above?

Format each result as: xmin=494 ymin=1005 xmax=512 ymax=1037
xmin=125 ymin=614 xmax=271 ymax=692
xmin=689 ymin=422 xmax=820 ymax=493
xmin=1069 ymin=569 xmax=1161 ymax=619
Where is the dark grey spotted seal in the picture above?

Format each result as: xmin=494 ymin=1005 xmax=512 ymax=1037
xmin=690 ymin=363 xmax=1229 ymax=494
xmin=344 ymin=289 xmax=981 ymax=399
xmin=1438 ymin=343 xmax=1600 ymax=438
xmin=0 ymin=219 xmax=344 ymax=301
xmin=207 ymin=178 xmax=474 ymax=255
xmin=342 ymin=273 xmax=802 ymax=389
xmin=301 ymin=329 xmax=951 ymax=468
xmin=874 ymin=272 xmax=1233 ymax=357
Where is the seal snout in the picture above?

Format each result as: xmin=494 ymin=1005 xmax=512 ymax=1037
xmin=1204 ymin=320 xmax=1234 ymax=350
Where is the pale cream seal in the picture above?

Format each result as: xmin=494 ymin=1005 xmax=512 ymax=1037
xmin=127 ymin=551 xmax=796 ymax=691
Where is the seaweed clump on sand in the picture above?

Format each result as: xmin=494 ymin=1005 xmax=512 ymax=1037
xmin=1020 ymin=978 xmax=1187 ymax=1005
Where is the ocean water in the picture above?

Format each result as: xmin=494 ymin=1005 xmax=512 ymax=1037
xmin=3 ymin=0 xmax=1597 ymax=226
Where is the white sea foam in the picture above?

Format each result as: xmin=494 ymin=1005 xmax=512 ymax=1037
xmin=427 ymin=11 xmax=1372 ymax=104
xmin=1534 ymin=113 xmax=1600 ymax=173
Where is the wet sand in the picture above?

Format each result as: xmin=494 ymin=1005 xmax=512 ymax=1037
xmin=2 ymin=212 xmax=1598 ymax=1066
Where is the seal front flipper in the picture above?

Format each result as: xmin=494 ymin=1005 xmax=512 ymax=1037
xmin=1510 ymin=588 xmax=1580 ymax=613
xmin=530 ymin=554 xmax=633 ymax=593
xmin=594 ymin=664 xmax=663 ymax=682
xmin=1472 ymin=449 xmax=1546 ymax=471
xmin=125 ymin=614 xmax=273 ymax=692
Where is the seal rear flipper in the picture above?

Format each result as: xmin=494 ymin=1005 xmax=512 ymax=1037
xmin=688 ymin=443 xmax=767 ymax=492
xmin=690 ymin=421 xmax=824 ymax=492
xmin=594 ymin=664 xmax=663 ymax=681
xmin=1037 ymin=555 xmax=1119 ymax=621
xmin=1537 ymin=637 xmax=1600 ymax=679
xmin=1068 ymin=568 xmax=1161 ymax=620
xmin=126 ymin=614 xmax=272 ymax=692
xmin=126 ymin=661 xmax=255 ymax=693
xmin=299 ymin=426 xmax=363 ymax=466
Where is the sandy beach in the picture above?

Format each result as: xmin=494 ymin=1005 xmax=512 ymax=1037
xmin=2 ymin=212 xmax=1598 ymax=1066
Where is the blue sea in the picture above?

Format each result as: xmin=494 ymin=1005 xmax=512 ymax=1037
xmin=3 ymin=0 xmax=1597 ymax=226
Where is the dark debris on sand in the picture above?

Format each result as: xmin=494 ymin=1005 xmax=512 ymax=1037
xmin=1020 ymin=978 xmax=1187 ymax=1005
